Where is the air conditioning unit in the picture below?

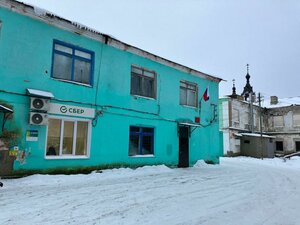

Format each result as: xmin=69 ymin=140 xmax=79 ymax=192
xmin=29 ymin=112 xmax=48 ymax=125
xmin=30 ymin=97 xmax=49 ymax=111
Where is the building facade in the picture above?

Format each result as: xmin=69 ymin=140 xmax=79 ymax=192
xmin=0 ymin=1 xmax=222 ymax=175
xmin=219 ymin=75 xmax=300 ymax=157
xmin=219 ymin=96 xmax=262 ymax=156
xmin=263 ymin=96 xmax=300 ymax=155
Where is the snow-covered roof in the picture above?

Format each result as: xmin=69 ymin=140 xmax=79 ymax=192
xmin=238 ymin=133 xmax=275 ymax=138
xmin=262 ymin=97 xmax=300 ymax=109
xmin=0 ymin=104 xmax=13 ymax=113
xmin=0 ymin=0 xmax=222 ymax=83
xmin=27 ymin=88 xmax=54 ymax=98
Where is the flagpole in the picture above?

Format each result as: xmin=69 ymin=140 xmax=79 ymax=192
xmin=199 ymin=96 xmax=203 ymax=116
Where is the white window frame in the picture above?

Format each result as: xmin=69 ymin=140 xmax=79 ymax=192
xmin=130 ymin=65 xmax=157 ymax=99
xmin=180 ymin=80 xmax=198 ymax=108
xmin=45 ymin=116 xmax=92 ymax=159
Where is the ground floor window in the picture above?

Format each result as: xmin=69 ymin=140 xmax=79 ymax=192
xmin=129 ymin=126 xmax=154 ymax=156
xmin=275 ymin=141 xmax=283 ymax=151
xmin=295 ymin=141 xmax=300 ymax=152
xmin=46 ymin=118 xmax=90 ymax=157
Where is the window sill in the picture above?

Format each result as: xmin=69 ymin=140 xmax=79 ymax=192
xmin=131 ymin=95 xmax=156 ymax=101
xmin=129 ymin=154 xmax=155 ymax=158
xmin=180 ymin=104 xmax=198 ymax=110
xmin=45 ymin=155 xmax=90 ymax=160
xmin=51 ymin=78 xmax=93 ymax=88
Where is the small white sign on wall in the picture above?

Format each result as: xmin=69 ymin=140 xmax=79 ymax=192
xmin=48 ymin=103 xmax=95 ymax=118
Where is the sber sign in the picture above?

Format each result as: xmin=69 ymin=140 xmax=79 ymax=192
xmin=48 ymin=103 xmax=95 ymax=118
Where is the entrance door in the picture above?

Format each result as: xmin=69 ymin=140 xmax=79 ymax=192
xmin=178 ymin=126 xmax=189 ymax=168
xmin=296 ymin=141 xmax=300 ymax=152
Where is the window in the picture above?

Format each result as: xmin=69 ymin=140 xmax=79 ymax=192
xmin=232 ymin=109 xmax=240 ymax=124
xmin=129 ymin=126 xmax=154 ymax=156
xmin=46 ymin=118 xmax=90 ymax=157
xmin=273 ymin=116 xmax=284 ymax=127
xmin=293 ymin=114 xmax=300 ymax=126
xmin=52 ymin=40 xmax=94 ymax=85
xmin=296 ymin=141 xmax=300 ymax=152
xmin=275 ymin=141 xmax=283 ymax=151
xmin=180 ymin=81 xmax=198 ymax=107
xmin=130 ymin=65 xmax=156 ymax=98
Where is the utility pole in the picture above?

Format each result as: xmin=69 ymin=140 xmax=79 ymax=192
xmin=258 ymin=93 xmax=263 ymax=159
xmin=249 ymin=92 xmax=254 ymax=133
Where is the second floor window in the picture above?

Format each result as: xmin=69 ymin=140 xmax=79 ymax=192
xmin=293 ymin=114 xmax=300 ymax=126
xmin=232 ymin=108 xmax=240 ymax=124
xmin=273 ymin=115 xmax=284 ymax=127
xmin=180 ymin=81 xmax=198 ymax=107
xmin=52 ymin=40 xmax=94 ymax=86
xmin=130 ymin=65 xmax=156 ymax=98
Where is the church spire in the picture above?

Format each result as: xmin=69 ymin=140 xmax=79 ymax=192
xmin=231 ymin=79 xmax=237 ymax=98
xmin=241 ymin=64 xmax=254 ymax=101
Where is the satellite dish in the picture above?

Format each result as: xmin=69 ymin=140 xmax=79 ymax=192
xmin=32 ymin=98 xmax=44 ymax=110
xmin=32 ymin=113 xmax=43 ymax=124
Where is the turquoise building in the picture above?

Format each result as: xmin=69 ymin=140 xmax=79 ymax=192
xmin=0 ymin=0 xmax=222 ymax=175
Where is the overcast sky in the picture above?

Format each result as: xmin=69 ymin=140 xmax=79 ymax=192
xmin=21 ymin=0 xmax=300 ymax=99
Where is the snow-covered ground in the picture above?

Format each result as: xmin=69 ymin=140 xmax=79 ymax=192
xmin=1 ymin=157 xmax=300 ymax=225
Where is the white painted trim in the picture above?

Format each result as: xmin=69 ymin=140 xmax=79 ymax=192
xmin=129 ymin=154 xmax=155 ymax=158
xmin=45 ymin=156 xmax=90 ymax=160
xmin=59 ymin=119 xmax=63 ymax=156
xmin=180 ymin=104 xmax=198 ymax=110
xmin=72 ymin=121 xmax=77 ymax=155
xmin=132 ymin=95 xmax=156 ymax=101
xmin=50 ymin=78 xmax=92 ymax=88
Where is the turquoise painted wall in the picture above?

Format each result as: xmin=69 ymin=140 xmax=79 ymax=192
xmin=0 ymin=5 xmax=221 ymax=172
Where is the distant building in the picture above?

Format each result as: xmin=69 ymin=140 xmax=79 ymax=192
xmin=262 ymin=96 xmax=300 ymax=155
xmin=219 ymin=72 xmax=264 ymax=156
xmin=220 ymin=70 xmax=300 ymax=157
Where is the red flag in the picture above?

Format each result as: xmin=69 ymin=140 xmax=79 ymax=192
xmin=203 ymin=87 xmax=209 ymax=101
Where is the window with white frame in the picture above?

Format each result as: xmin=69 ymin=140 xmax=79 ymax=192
xmin=130 ymin=65 xmax=156 ymax=98
xmin=293 ymin=114 xmax=300 ymax=126
xmin=273 ymin=115 xmax=284 ymax=127
xmin=180 ymin=81 xmax=198 ymax=107
xmin=46 ymin=118 xmax=90 ymax=157
xmin=52 ymin=40 xmax=94 ymax=85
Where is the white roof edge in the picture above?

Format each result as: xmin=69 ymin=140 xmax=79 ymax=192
xmin=178 ymin=122 xmax=202 ymax=127
xmin=27 ymin=88 xmax=54 ymax=98
xmin=0 ymin=104 xmax=13 ymax=112
xmin=1 ymin=0 xmax=222 ymax=83
xmin=239 ymin=133 xmax=276 ymax=139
